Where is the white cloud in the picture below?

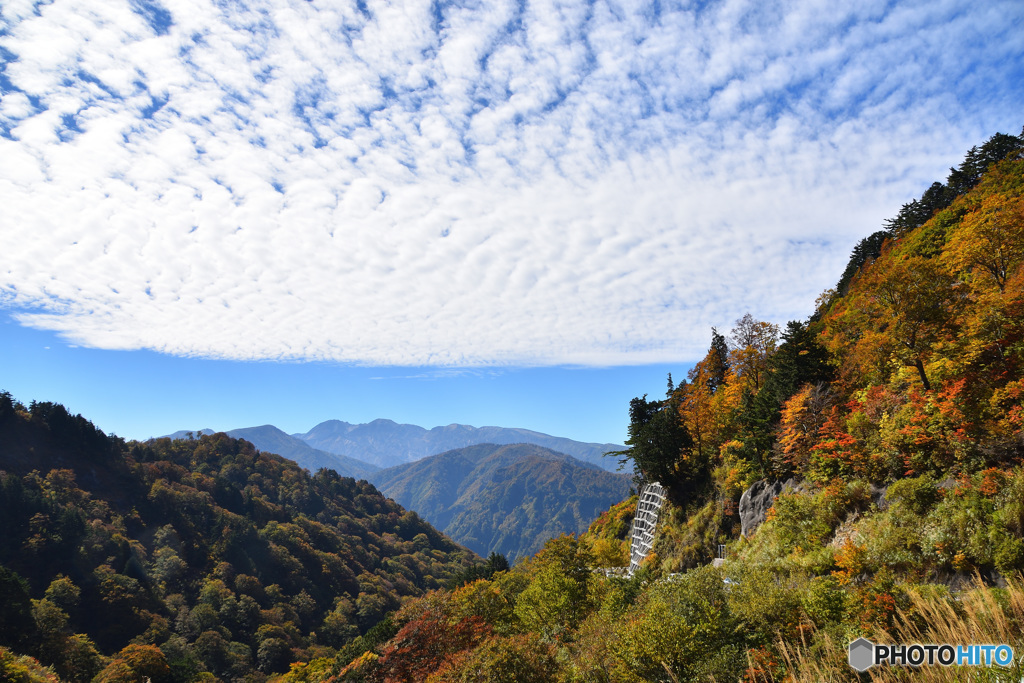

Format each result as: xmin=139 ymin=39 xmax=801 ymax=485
xmin=0 ymin=0 xmax=1022 ymax=365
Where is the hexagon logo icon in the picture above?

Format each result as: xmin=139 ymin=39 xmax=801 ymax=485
xmin=849 ymin=637 xmax=875 ymax=672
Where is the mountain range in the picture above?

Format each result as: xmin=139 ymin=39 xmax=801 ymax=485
xmin=293 ymin=418 xmax=625 ymax=471
xmin=162 ymin=424 xmax=380 ymax=479
xmin=368 ymin=442 xmax=633 ymax=560
xmin=163 ymin=424 xmax=632 ymax=561
xmin=165 ymin=419 xmax=624 ymax=474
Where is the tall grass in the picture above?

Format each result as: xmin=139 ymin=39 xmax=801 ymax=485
xmin=767 ymin=575 xmax=1024 ymax=682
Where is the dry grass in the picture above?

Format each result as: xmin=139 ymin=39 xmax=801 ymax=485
xmin=765 ymin=575 xmax=1024 ymax=682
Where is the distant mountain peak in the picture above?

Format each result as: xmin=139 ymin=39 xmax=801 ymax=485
xmin=162 ymin=428 xmax=215 ymax=439
xmin=160 ymin=424 xmax=378 ymax=479
xmin=294 ymin=418 xmax=624 ymax=471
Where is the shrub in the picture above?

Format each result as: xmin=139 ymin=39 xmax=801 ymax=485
xmin=610 ymin=565 xmax=742 ymax=682
xmin=886 ymin=474 xmax=940 ymax=515
xmin=426 ymin=634 xmax=557 ymax=683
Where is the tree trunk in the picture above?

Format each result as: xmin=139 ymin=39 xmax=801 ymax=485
xmin=914 ymin=357 xmax=931 ymax=391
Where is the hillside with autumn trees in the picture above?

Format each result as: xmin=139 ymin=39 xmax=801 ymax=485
xmin=0 ymin=396 xmax=476 ymax=682
xmin=4 ymin=128 xmax=1024 ymax=683
xmin=268 ymin=129 xmax=1024 ymax=683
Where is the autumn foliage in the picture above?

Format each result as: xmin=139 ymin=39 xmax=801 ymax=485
xmin=0 ymin=396 xmax=474 ymax=682
xmin=4 ymin=129 xmax=1024 ymax=682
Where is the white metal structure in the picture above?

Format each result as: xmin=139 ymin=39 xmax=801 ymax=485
xmin=627 ymin=481 xmax=666 ymax=575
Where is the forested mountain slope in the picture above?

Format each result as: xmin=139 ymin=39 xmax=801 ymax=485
xmin=370 ymin=443 xmax=632 ymax=559
xmin=0 ymin=395 xmax=473 ymax=682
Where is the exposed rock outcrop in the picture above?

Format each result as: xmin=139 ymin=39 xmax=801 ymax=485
xmin=870 ymin=483 xmax=889 ymax=510
xmin=739 ymin=478 xmax=800 ymax=537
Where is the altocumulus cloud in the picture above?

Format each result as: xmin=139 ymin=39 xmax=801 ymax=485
xmin=0 ymin=0 xmax=1022 ymax=365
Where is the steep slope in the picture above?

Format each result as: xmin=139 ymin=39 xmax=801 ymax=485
xmin=313 ymin=129 xmax=1024 ymax=683
xmin=162 ymin=426 xmax=378 ymax=479
xmin=293 ymin=418 xmax=624 ymax=471
xmin=0 ymin=394 xmax=473 ymax=681
xmin=369 ymin=443 xmax=632 ymax=559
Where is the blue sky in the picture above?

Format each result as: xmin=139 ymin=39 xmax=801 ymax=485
xmin=1 ymin=0 xmax=1022 ymax=447
xmin=1 ymin=310 xmax=679 ymax=443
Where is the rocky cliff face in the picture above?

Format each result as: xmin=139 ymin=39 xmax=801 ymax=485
xmin=739 ymin=478 xmax=796 ymax=537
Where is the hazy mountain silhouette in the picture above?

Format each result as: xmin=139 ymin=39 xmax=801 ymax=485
xmin=293 ymin=418 xmax=624 ymax=471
